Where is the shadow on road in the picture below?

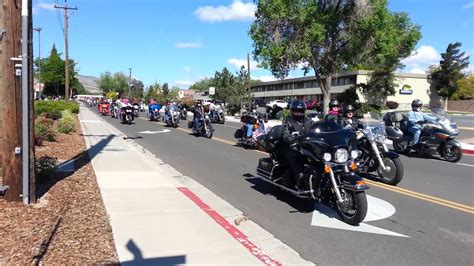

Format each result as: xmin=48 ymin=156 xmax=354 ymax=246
xmin=242 ymin=173 xmax=314 ymax=213
xmin=121 ymin=239 xmax=186 ymax=266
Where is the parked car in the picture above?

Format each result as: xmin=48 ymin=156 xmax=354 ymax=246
xmin=266 ymin=100 xmax=288 ymax=109
xmin=305 ymin=99 xmax=319 ymax=109
xmin=252 ymin=99 xmax=267 ymax=108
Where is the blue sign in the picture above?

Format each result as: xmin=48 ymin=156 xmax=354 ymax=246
xmin=399 ymin=85 xmax=413 ymax=95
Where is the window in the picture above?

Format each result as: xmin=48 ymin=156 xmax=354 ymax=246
xmin=304 ymin=81 xmax=312 ymax=88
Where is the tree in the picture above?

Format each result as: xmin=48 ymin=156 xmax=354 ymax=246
xmin=162 ymin=83 xmax=169 ymax=96
xmin=452 ymin=75 xmax=474 ymax=100
xmin=98 ymin=72 xmax=114 ymax=94
xmin=130 ymin=78 xmax=144 ymax=100
xmin=113 ymin=72 xmax=129 ymax=97
xmin=189 ymin=78 xmax=215 ymax=92
xmin=430 ymin=42 xmax=470 ymax=100
xmin=250 ymin=0 xmax=420 ymax=113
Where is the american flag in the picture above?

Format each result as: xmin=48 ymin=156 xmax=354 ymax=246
xmin=253 ymin=126 xmax=266 ymax=139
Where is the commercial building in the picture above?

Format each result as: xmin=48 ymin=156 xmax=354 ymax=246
xmin=250 ymin=70 xmax=438 ymax=109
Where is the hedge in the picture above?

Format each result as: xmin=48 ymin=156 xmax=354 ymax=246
xmin=35 ymin=100 xmax=79 ymax=117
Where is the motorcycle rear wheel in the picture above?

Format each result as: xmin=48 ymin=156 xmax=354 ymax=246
xmin=336 ymin=190 xmax=367 ymax=226
xmin=393 ymin=140 xmax=409 ymax=154
xmin=443 ymin=145 xmax=463 ymax=163
xmin=378 ymin=157 xmax=404 ymax=185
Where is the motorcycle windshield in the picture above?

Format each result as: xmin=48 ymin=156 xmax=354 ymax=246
xmin=359 ymin=112 xmax=386 ymax=137
xmin=304 ymin=121 xmax=356 ymax=147
xmin=430 ymin=108 xmax=455 ymax=124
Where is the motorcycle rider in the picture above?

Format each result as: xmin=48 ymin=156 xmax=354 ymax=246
xmin=325 ymin=99 xmax=341 ymax=122
xmin=339 ymin=104 xmax=359 ymax=130
xmin=407 ymin=99 xmax=438 ymax=147
xmin=164 ymin=101 xmax=176 ymax=121
xmin=281 ymin=100 xmax=315 ymax=189
xmin=191 ymin=101 xmax=205 ymax=132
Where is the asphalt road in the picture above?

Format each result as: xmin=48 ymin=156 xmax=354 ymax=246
xmin=89 ymin=107 xmax=474 ymax=265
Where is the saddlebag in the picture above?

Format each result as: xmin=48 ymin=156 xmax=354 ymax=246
xmin=187 ymin=121 xmax=194 ymax=129
xmin=234 ymin=128 xmax=244 ymax=139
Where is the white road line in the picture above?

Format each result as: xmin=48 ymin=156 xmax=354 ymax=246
xmin=432 ymin=159 xmax=474 ymax=168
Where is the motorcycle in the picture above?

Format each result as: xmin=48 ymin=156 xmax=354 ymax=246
xmin=179 ymin=107 xmax=188 ymax=120
xmin=188 ymin=114 xmax=214 ymax=138
xmin=356 ymin=113 xmax=404 ymax=185
xmin=210 ymin=106 xmax=225 ymax=124
xmin=120 ymin=106 xmax=134 ymax=125
xmin=132 ymin=103 xmax=140 ymax=117
xmin=99 ymin=102 xmax=110 ymax=116
xmin=148 ymin=104 xmax=162 ymax=122
xmin=234 ymin=111 xmax=268 ymax=149
xmin=110 ymin=102 xmax=118 ymax=119
xmin=384 ymin=108 xmax=462 ymax=162
xmin=255 ymin=121 xmax=368 ymax=225
xmin=164 ymin=106 xmax=180 ymax=128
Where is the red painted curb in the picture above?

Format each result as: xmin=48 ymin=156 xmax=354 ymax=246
xmin=463 ymin=149 xmax=474 ymax=155
xmin=177 ymin=187 xmax=282 ymax=266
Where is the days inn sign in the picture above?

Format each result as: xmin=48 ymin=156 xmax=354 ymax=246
xmin=399 ymin=84 xmax=413 ymax=95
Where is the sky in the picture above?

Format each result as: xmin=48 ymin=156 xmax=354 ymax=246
xmin=32 ymin=0 xmax=474 ymax=89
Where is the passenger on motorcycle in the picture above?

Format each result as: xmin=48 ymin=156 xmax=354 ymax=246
xmin=243 ymin=105 xmax=259 ymax=138
xmin=281 ymin=100 xmax=315 ymax=188
xmin=407 ymin=99 xmax=437 ymax=146
xmin=339 ymin=104 xmax=359 ymax=130
xmin=325 ymin=99 xmax=341 ymax=122
xmin=148 ymin=99 xmax=161 ymax=115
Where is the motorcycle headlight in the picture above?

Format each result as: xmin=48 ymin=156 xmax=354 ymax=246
xmin=334 ymin=148 xmax=349 ymax=163
xmin=351 ymin=150 xmax=361 ymax=159
xmin=323 ymin=153 xmax=332 ymax=162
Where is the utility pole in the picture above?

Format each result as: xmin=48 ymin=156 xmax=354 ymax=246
xmin=128 ymin=67 xmax=132 ymax=98
xmin=33 ymin=27 xmax=42 ymax=99
xmin=54 ymin=0 xmax=77 ymax=100
xmin=247 ymin=53 xmax=252 ymax=110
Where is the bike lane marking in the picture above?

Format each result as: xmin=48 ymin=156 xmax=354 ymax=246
xmin=311 ymin=195 xmax=409 ymax=237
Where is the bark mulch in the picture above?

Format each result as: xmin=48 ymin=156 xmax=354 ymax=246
xmin=0 ymin=116 xmax=119 ymax=264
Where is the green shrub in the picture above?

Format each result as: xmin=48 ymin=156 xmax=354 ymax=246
xmin=35 ymin=117 xmax=56 ymax=145
xmin=35 ymin=156 xmax=58 ymax=182
xmin=57 ymin=109 xmax=76 ymax=134
xmin=45 ymin=109 xmax=62 ymax=120
xmin=354 ymin=103 xmax=383 ymax=118
xmin=35 ymin=100 xmax=79 ymax=117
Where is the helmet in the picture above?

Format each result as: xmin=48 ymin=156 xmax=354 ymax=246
xmin=411 ymin=99 xmax=422 ymax=110
xmin=329 ymin=99 xmax=340 ymax=109
xmin=344 ymin=104 xmax=355 ymax=114
xmin=289 ymin=100 xmax=306 ymax=121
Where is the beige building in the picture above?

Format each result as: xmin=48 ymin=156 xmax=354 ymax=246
xmin=251 ymin=70 xmax=439 ymax=109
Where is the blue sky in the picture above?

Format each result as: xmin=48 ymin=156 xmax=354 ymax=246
xmin=32 ymin=0 xmax=474 ymax=88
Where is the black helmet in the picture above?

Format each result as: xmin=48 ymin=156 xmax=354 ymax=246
xmin=344 ymin=104 xmax=355 ymax=114
xmin=329 ymin=99 xmax=340 ymax=109
xmin=411 ymin=99 xmax=422 ymax=109
xmin=290 ymin=100 xmax=306 ymax=121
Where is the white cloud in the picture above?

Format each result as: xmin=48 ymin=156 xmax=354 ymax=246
xmin=401 ymin=45 xmax=441 ymax=74
xmin=463 ymin=1 xmax=474 ymax=8
xmin=228 ymin=58 xmax=259 ymax=70
xmin=175 ymin=80 xmax=194 ymax=87
xmin=252 ymin=75 xmax=277 ymax=82
xmin=175 ymin=42 xmax=202 ymax=49
xmin=183 ymin=67 xmax=192 ymax=72
xmin=37 ymin=3 xmax=56 ymax=10
xmin=195 ymin=1 xmax=256 ymax=22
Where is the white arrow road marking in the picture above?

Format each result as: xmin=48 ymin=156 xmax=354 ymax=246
xmin=138 ymin=129 xmax=171 ymax=134
xmin=311 ymin=195 xmax=409 ymax=237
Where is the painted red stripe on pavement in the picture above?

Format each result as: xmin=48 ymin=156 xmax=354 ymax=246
xmin=463 ymin=149 xmax=474 ymax=155
xmin=177 ymin=187 xmax=282 ymax=266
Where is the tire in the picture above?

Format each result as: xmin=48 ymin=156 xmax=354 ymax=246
xmin=336 ymin=190 xmax=367 ymax=226
xmin=206 ymin=124 xmax=213 ymax=138
xmin=378 ymin=156 xmax=404 ymax=185
xmin=173 ymin=122 xmax=178 ymax=128
xmin=443 ymin=144 xmax=463 ymax=163
xmin=393 ymin=140 xmax=408 ymax=154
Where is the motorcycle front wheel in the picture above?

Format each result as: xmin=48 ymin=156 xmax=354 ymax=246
xmin=335 ymin=190 xmax=367 ymax=226
xmin=377 ymin=157 xmax=404 ymax=185
xmin=220 ymin=116 xmax=225 ymax=124
xmin=443 ymin=144 xmax=463 ymax=163
xmin=205 ymin=124 xmax=213 ymax=138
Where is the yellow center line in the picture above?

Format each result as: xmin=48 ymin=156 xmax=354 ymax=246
xmin=138 ymin=116 xmax=474 ymax=214
xmin=458 ymin=126 xmax=474 ymax=131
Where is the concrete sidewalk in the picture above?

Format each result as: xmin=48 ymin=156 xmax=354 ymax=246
xmin=78 ymin=105 xmax=311 ymax=265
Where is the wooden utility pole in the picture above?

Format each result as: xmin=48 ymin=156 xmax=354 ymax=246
xmin=247 ymin=53 xmax=252 ymax=109
xmin=54 ymin=1 xmax=77 ymax=100
xmin=0 ymin=0 xmax=24 ymax=201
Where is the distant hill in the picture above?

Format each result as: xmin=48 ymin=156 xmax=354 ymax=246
xmin=77 ymin=75 xmax=101 ymax=94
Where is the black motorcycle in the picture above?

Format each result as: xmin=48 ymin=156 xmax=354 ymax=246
xmin=356 ymin=113 xmax=404 ymax=185
xmin=132 ymin=103 xmax=140 ymax=117
xmin=120 ymin=106 xmax=134 ymax=125
xmin=384 ymin=108 xmax=462 ymax=162
xmin=188 ymin=114 xmax=214 ymax=138
xmin=179 ymin=108 xmax=188 ymax=120
xmin=256 ymin=121 xmax=369 ymax=225
xmin=110 ymin=102 xmax=118 ymax=119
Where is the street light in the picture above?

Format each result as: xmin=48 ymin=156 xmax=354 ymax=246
xmin=33 ymin=27 xmax=42 ymax=99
